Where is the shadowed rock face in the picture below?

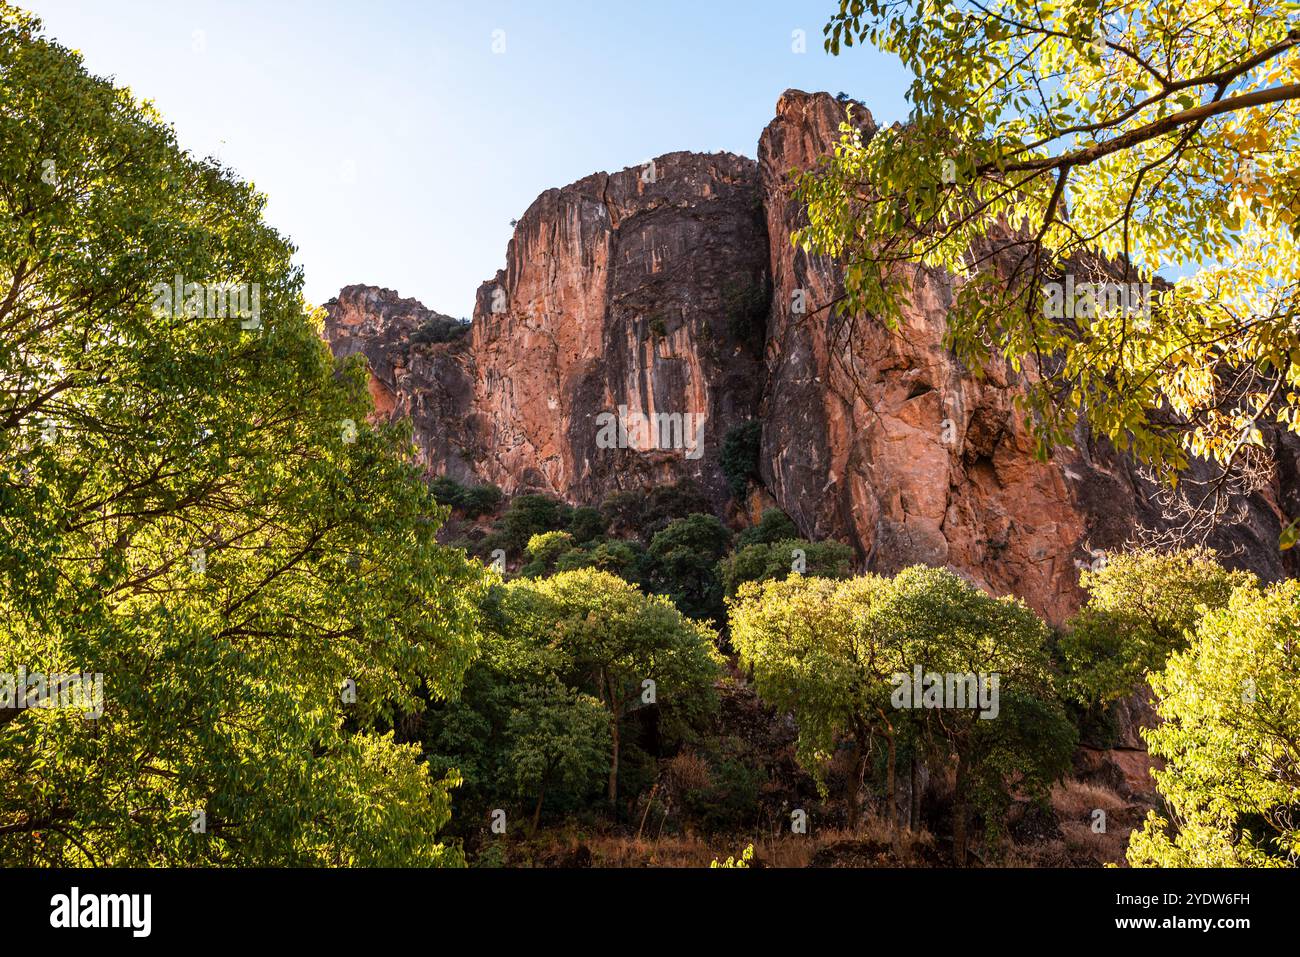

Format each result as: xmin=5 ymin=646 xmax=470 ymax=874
xmin=324 ymin=285 xmax=481 ymax=482
xmin=325 ymin=89 xmax=1299 ymax=624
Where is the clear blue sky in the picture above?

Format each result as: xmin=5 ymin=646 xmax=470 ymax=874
xmin=22 ymin=0 xmax=911 ymax=317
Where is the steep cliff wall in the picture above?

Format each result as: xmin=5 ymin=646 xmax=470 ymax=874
xmin=324 ymin=90 xmax=1300 ymax=623
xmin=755 ymin=90 xmax=1299 ymax=621
xmin=464 ymin=151 xmax=768 ymax=509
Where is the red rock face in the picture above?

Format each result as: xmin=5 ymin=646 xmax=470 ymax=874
xmin=757 ymin=90 xmax=1097 ymax=622
xmin=324 ymin=90 xmax=1300 ymax=625
xmin=756 ymin=90 xmax=1299 ymax=622
xmin=464 ymin=151 xmax=768 ymax=507
xmin=324 ymin=285 xmax=482 ymax=482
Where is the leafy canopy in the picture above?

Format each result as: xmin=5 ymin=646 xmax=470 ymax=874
xmin=0 ymin=4 xmax=483 ymax=865
xmin=1059 ymin=547 xmax=1253 ymax=704
xmin=801 ymin=1 xmax=1300 ymax=513
xmin=1128 ymin=579 xmax=1300 ymax=866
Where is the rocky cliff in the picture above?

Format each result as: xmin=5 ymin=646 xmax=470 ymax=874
xmin=324 ymin=89 xmax=1300 ymax=625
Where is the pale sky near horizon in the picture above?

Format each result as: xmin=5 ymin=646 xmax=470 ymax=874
xmin=20 ymin=0 xmax=912 ymax=317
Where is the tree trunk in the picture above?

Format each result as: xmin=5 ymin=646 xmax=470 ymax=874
xmin=909 ymin=754 xmax=919 ymax=832
xmin=607 ymin=715 xmax=620 ymax=807
xmin=850 ymin=745 xmax=870 ymax=831
xmin=886 ymin=730 xmax=901 ymax=855
xmin=883 ymin=733 xmax=894 ymax=832
xmin=529 ymin=781 xmax=546 ymax=837
xmin=604 ymin=668 xmax=620 ymax=808
xmin=953 ymin=753 xmax=969 ymax=867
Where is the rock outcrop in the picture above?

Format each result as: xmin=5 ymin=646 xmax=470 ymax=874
xmin=328 ymin=151 xmax=768 ymax=512
xmin=324 ymin=89 xmax=1300 ymax=624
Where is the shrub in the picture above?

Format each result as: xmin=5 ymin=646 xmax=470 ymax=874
xmin=410 ymin=315 xmax=470 ymax=346
xmin=429 ymin=476 xmax=502 ymax=518
xmin=496 ymin=494 xmax=574 ymax=556
xmin=720 ymin=537 xmax=854 ymax=597
xmin=460 ymin=483 xmax=503 ymax=518
xmin=720 ymin=421 xmax=762 ymax=500
xmin=736 ymin=508 xmax=799 ymax=549
xmin=568 ymin=506 xmax=608 ymax=544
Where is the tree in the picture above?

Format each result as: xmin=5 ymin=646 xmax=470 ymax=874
xmin=506 ymin=570 xmax=722 ymax=806
xmin=554 ymin=539 xmax=644 ymax=579
xmin=730 ymin=568 xmax=1074 ymax=861
xmin=1128 ymin=579 xmax=1300 ymax=866
xmin=736 ymin=508 xmax=800 ymax=549
xmin=1059 ymin=547 xmax=1252 ymax=705
xmin=567 ymin=505 xmax=608 ymax=544
xmin=800 ymin=0 xmax=1300 ymax=539
xmin=720 ymin=537 xmax=855 ymax=597
xmin=646 ymin=513 xmax=733 ymax=622
xmin=600 ymin=481 xmax=713 ymax=541
xmin=505 ymin=684 xmax=610 ymax=835
xmin=863 ymin=567 xmax=1074 ymax=864
xmin=495 ymin=493 xmax=573 ymax=556
xmin=521 ymin=530 xmax=575 ymax=577
xmin=431 ymin=476 xmax=502 ymax=519
xmin=729 ymin=574 xmax=902 ymax=828
xmin=0 ymin=6 xmax=483 ymax=865
xmin=720 ymin=421 xmax=763 ymax=500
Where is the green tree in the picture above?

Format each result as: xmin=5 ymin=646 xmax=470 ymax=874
xmin=646 ymin=513 xmax=733 ymax=622
xmin=567 ymin=505 xmax=608 ymax=544
xmin=495 ymin=493 xmax=573 ymax=556
xmin=800 ymin=0 xmax=1300 ymax=537
xmin=461 ymin=484 xmax=503 ymax=518
xmin=1128 ymin=579 xmax=1300 ymax=866
xmin=736 ymin=508 xmax=799 ymax=549
xmin=730 ymin=568 xmax=1073 ymax=862
xmin=1059 ymin=547 xmax=1252 ymax=705
xmin=555 ymin=539 xmax=644 ymax=579
xmin=0 ymin=6 xmax=483 ymax=865
xmin=720 ymin=537 xmax=855 ymax=597
xmin=509 ymin=570 xmax=722 ymax=806
xmin=600 ymin=481 xmax=713 ymax=541
xmin=864 ymin=567 xmax=1074 ymax=864
xmin=729 ymin=574 xmax=902 ymax=828
xmin=506 ymin=684 xmax=610 ymax=835
xmin=521 ymin=530 xmax=575 ymax=577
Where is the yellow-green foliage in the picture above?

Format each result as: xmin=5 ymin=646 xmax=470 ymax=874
xmin=0 ymin=5 xmax=482 ymax=865
xmin=1060 ymin=548 xmax=1254 ymax=705
xmin=710 ymin=844 xmax=754 ymax=868
xmin=800 ymin=1 xmax=1300 ymax=498
xmin=1128 ymin=580 xmax=1300 ymax=867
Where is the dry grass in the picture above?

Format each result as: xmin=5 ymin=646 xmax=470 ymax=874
xmin=1051 ymin=779 xmax=1127 ymax=818
xmin=509 ymin=818 xmax=937 ymax=868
